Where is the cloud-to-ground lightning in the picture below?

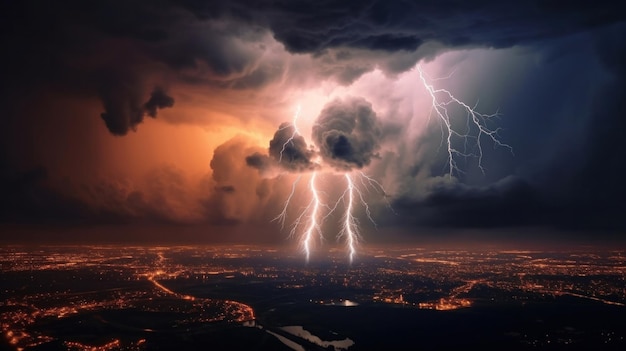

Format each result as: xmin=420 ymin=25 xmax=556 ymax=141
xmin=418 ymin=65 xmax=513 ymax=176
xmin=302 ymin=172 xmax=321 ymax=261
xmin=271 ymin=104 xmax=378 ymax=262
xmin=272 ymin=65 xmax=510 ymax=262
xmin=272 ymin=105 xmax=325 ymax=261
xmin=341 ymin=174 xmax=359 ymax=262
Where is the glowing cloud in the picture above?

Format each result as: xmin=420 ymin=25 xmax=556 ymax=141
xmin=246 ymin=98 xmax=389 ymax=262
xmin=246 ymin=61 xmax=514 ymax=262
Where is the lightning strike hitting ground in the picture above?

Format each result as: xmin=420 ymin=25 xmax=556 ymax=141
xmin=341 ymin=174 xmax=359 ymax=263
xmin=417 ymin=65 xmax=513 ymax=176
xmin=273 ymin=67 xmax=510 ymax=262
xmin=272 ymin=105 xmax=326 ymax=261
xmin=271 ymin=105 xmax=386 ymax=262
xmin=282 ymin=172 xmax=327 ymax=262
xmin=302 ymin=172 xmax=321 ymax=261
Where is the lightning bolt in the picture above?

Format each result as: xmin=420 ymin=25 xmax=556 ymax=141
xmin=273 ymin=63 xmax=512 ymax=263
xmin=341 ymin=174 xmax=359 ymax=263
xmin=358 ymin=171 xmax=396 ymax=215
xmin=272 ymin=105 xmax=390 ymax=262
xmin=280 ymin=172 xmax=326 ymax=263
xmin=418 ymin=65 xmax=513 ymax=177
xmin=271 ymin=174 xmax=301 ymax=229
xmin=302 ymin=172 xmax=321 ymax=262
xmin=278 ymin=105 xmax=302 ymax=163
xmin=273 ymin=105 xmax=326 ymax=262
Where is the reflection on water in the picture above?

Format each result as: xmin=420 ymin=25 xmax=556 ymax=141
xmin=281 ymin=325 xmax=355 ymax=350
xmin=266 ymin=330 xmax=306 ymax=351
xmin=244 ymin=321 xmax=355 ymax=351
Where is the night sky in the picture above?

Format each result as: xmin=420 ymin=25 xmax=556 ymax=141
xmin=1 ymin=0 xmax=625 ymax=245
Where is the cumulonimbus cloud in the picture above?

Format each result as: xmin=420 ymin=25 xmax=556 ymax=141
xmin=247 ymin=97 xmax=382 ymax=174
xmin=246 ymin=122 xmax=318 ymax=173
xmin=312 ymin=97 xmax=382 ymax=171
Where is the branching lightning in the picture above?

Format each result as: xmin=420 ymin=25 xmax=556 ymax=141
xmin=418 ymin=65 xmax=513 ymax=176
xmin=272 ymin=104 xmax=391 ymax=263
xmin=280 ymin=170 xmax=395 ymax=263
xmin=273 ymin=105 xmax=325 ymax=261
xmin=273 ymin=66 xmax=510 ymax=262
xmin=272 ymin=175 xmax=301 ymax=229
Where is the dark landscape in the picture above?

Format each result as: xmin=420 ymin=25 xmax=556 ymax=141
xmin=2 ymin=245 xmax=625 ymax=350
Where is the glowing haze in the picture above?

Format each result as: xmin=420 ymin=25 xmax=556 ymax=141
xmin=246 ymin=66 xmax=512 ymax=261
xmin=1 ymin=1 xmax=625 ymax=247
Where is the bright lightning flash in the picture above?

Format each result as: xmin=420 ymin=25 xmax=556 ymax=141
xmin=302 ymin=172 xmax=321 ymax=261
xmin=272 ymin=105 xmax=392 ymax=263
xmin=274 ymin=65 xmax=510 ymax=262
xmin=418 ymin=65 xmax=513 ymax=176
xmin=341 ymin=174 xmax=358 ymax=262
xmin=272 ymin=106 xmax=324 ymax=261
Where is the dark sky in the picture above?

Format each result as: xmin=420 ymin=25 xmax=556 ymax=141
xmin=1 ymin=0 xmax=625 ymax=244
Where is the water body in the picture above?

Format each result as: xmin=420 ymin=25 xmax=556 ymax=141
xmin=266 ymin=330 xmax=306 ymax=351
xmin=281 ymin=325 xmax=355 ymax=350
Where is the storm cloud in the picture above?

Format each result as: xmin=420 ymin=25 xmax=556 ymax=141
xmin=246 ymin=122 xmax=317 ymax=173
xmin=101 ymin=86 xmax=175 ymax=136
xmin=1 ymin=0 xmax=626 ymax=240
xmin=176 ymin=0 xmax=625 ymax=53
xmin=312 ymin=97 xmax=382 ymax=171
xmin=5 ymin=0 xmax=624 ymax=131
xmin=144 ymin=87 xmax=175 ymax=118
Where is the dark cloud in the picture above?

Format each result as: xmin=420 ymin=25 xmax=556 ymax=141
xmin=5 ymin=1 xmax=623 ymax=104
xmin=99 ymin=85 xmax=144 ymax=136
xmin=179 ymin=0 xmax=626 ymax=53
xmin=3 ymin=0 xmax=624 ymax=138
xmin=246 ymin=122 xmax=317 ymax=173
xmin=393 ymin=176 xmax=542 ymax=228
xmin=144 ymin=87 xmax=175 ymax=118
xmin=245 ymin=152 xmax=272 ymax=172
xmin=268 ymin=123 xmax=317 ymax=171
xmin=389 ymin=174 xmax=619 ymax=233
xmin=1 ymin=0 xmax=626 ymax=238
xmin=312 ymin=97 xmax=381 ymax=171
xmin=0 ymin=167 xmax=78 ymax=223
xmin=100 ymin=85 xmax=174 ymax=136
xmin=0 ymin=1 xmax=277 ymax=136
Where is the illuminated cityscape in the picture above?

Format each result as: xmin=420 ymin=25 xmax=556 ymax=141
xmin=1 ymin=245 xmax=625 ymax=350
xmin=2 ymin=0 xmax=626 ymax=350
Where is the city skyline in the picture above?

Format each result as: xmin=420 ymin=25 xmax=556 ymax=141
xmin=2 ymin=245 xmax=625 ymax=349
